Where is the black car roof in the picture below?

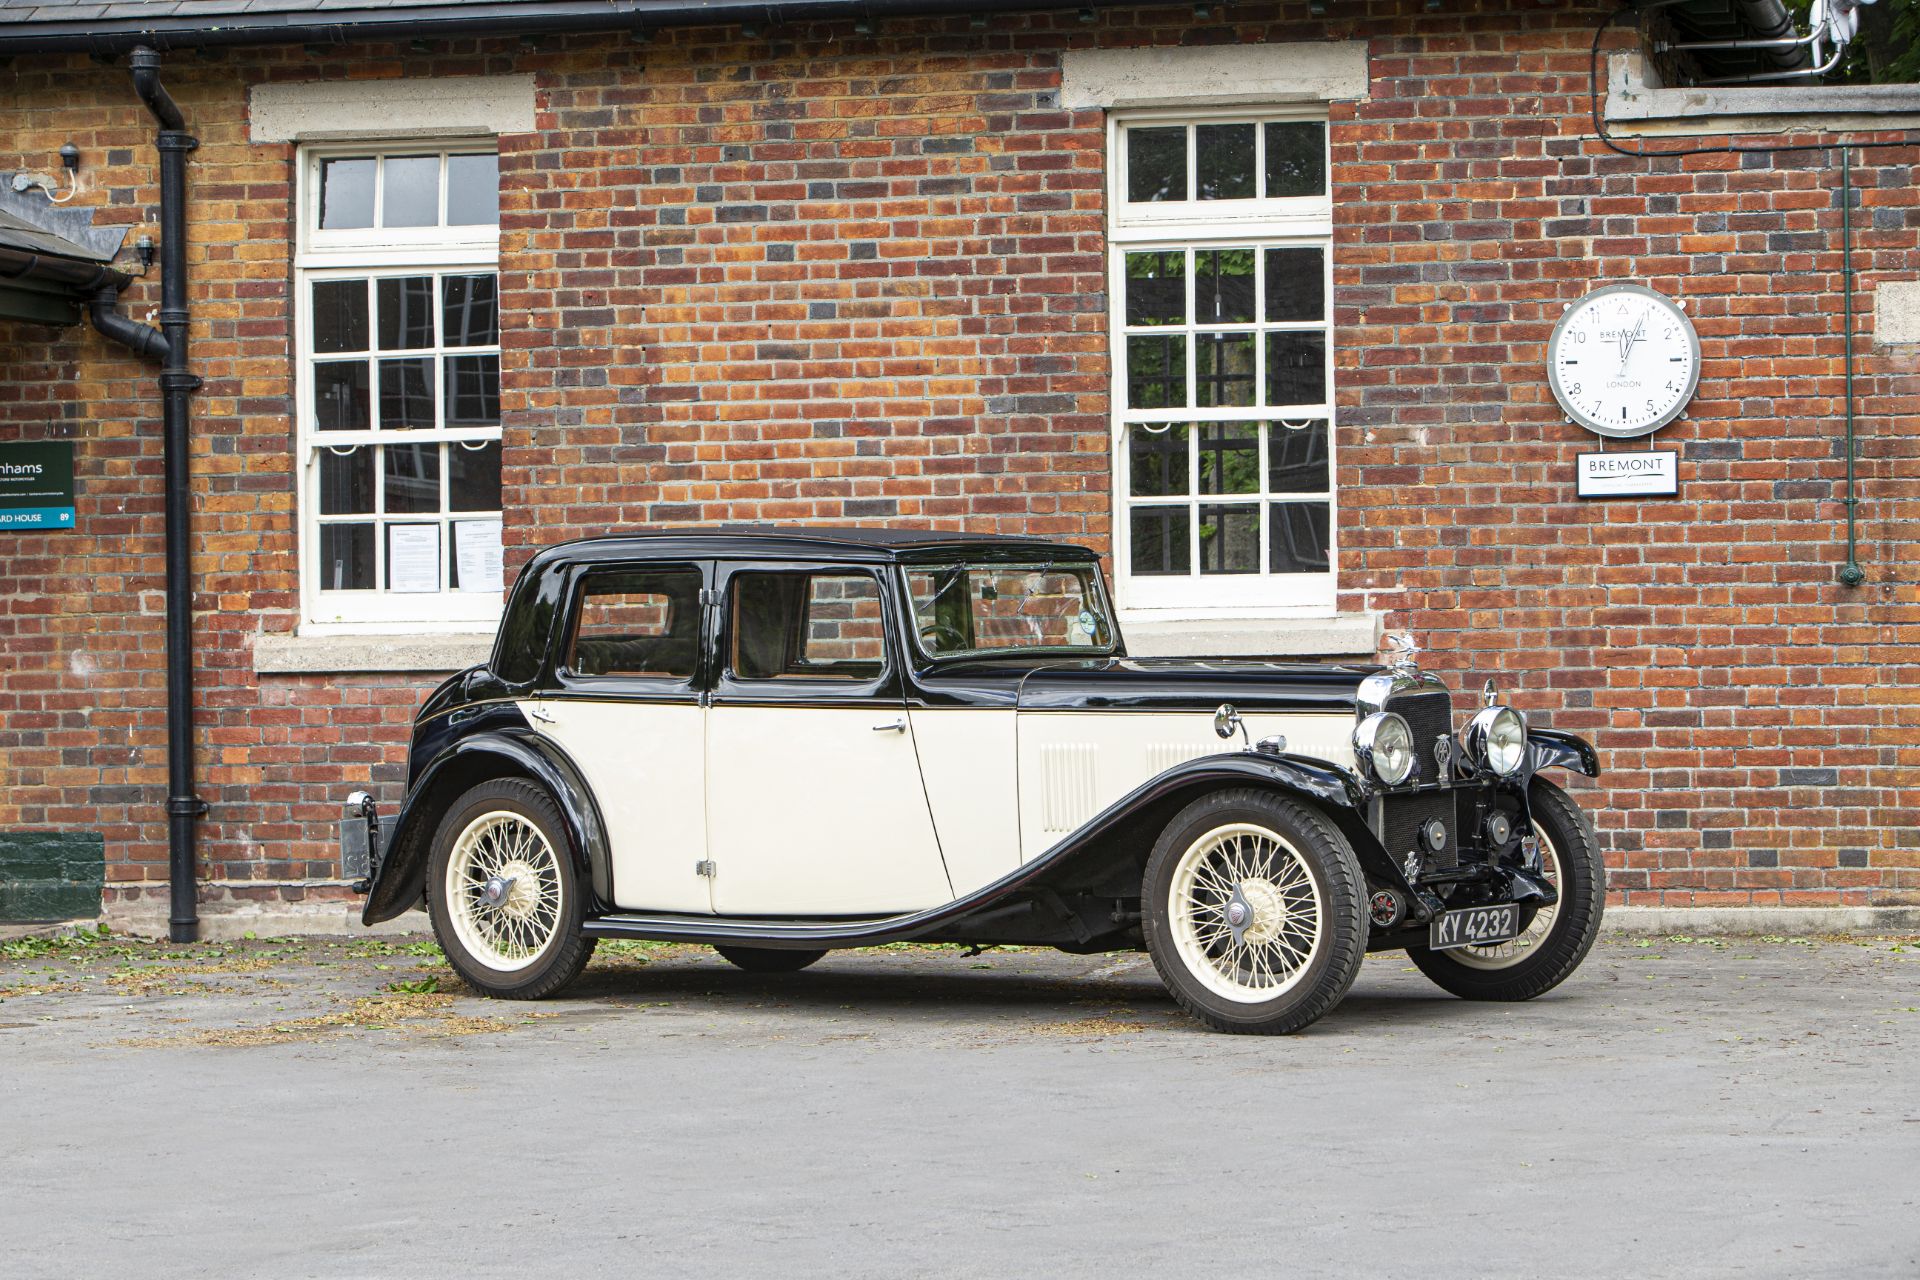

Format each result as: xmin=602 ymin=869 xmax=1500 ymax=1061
xmin=525 ymin=525 xmax=1103 ymax=567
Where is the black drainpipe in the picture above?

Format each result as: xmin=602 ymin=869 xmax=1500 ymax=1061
xmin=93 ymin=46 xmax=205 ymax=943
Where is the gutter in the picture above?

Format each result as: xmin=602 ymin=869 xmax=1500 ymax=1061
xmin=0 ymin=0 xmax=1093 ymax=54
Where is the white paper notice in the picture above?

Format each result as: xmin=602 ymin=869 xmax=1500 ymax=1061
xmin=455 ymin=518 xmax=504 ymax=593
xmin=387 ymin=524 xmax=441 ymax=593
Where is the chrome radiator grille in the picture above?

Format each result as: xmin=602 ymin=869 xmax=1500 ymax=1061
xmin=1388 ymin=689 xmax=1452 ymax=786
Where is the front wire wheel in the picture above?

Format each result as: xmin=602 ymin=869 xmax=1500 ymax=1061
xmin=1145 ymin=790 xmax=1366 ymax=1035
xmin=427 ymin=777 xmax=596 ymax=1000
xmin=1407 ymin=777 xmax=1605 ymax=1002
xmin=1168 ymin=824 xmax=1325 ymax=1004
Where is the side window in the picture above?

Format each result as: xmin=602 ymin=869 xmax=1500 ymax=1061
xmin=730 ymin=572 xmax=885 ymax=682
xmin=567 ymin=567 xmax=702 ymax=680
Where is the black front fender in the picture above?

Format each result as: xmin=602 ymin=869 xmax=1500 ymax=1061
xmin=1003 ymin=750 xmax=1412 ymax=906
xmin=1529 ymin=727 xmax=1600 ymax=778
xmin=362 ymin=729 xmax=613 ymax=925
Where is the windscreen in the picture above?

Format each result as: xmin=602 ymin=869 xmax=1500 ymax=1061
xmin=905 ymin=562 xmax=1116 ymax=659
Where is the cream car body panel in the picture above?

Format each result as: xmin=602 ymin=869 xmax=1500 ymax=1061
xmin=1015 ymin=711 xmax=1359 ymax=859
xmin=521 ymin=698 xmax=711 ymax=914
xmin=706 ymin=705 xmax=955 ymax=916
xmin=906 ymin=707 xmax=1022 ymax=898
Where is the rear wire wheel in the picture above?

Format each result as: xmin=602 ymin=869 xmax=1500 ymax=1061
xmin=1144 ymin=789 xmax=1367 ymax=1035
xmin=1407 ymin=777 xmax=1604 ymax=1002
xmin=427 ymin=777 xmax=596 ymax=1000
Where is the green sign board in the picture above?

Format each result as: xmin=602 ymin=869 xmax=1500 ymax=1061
xmin=0 ymin=441 xmax=75 ymax=531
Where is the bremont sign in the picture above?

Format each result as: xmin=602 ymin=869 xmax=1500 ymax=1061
xmin=1576 ymin=450 xmax=1678 ymax=499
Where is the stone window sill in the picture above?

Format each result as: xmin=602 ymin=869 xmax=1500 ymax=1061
xmin=1123 ymin=613 xmax=1380 ymax=659
xmin=254 ymin=632 xmax=493 ymax=675
xmin=1606 ymin=52 xmax=1920 ymax=134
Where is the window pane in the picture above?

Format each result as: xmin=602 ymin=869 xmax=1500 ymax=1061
xmin=1266 ymin=332 xmax=1327 ymax=408
xmin=1195 ymin=249 xmax=1255 ymax=324
xmin=1195 ymin=332 xmax=1257 ymax=408
xmin=1197 ymin=423 xmax=1259 ymax=495
xmin=1126 ymin=334 xmax=1185 ymax=410
xmin=318 ymin=445 xmax=374 ymax=514
xmin=382 ymin=442 xmax=441 ymax=513
xmin=1130 ymin=506 xmax=1191 ymax=576
xmin=442 ymin=274 xmax=499 ymax=347
xmin=1124 ymin=251 xmax=1185 ymax=327
xmin=314 ymin=361 xmax=370 ymax=431
xmin=1198 ymin=503 xmax=1260 ymax=575
xmin=382 ymin=155 xmax=440 ymax=228
xmin=905 ymin=564 xmax=1112 ymax=656
xmin=377 ymin=277 xmax=435 ymax=350
xmin=312 ymin=280 xmax=368 ymax=354
xmin=445 ymin=354 xmax=501 ymax=427
xmin=730 ymin=573 xmax=883 ymax=681
xmin=447 ymin=154 xmax=501 ymax=226
xmin=1128 ymin=424 xmax=1187 ymax=498
xmin=1126 ymin=127 xmax=1186 ymax=203
xmin=1269 ymin=501 xmax=1331 ymax=574
xmin=1264 ymin=122 xmax=1326 ymax=198
xmin=1264 ymin=247 xmax=1325 ymax=322
xmin=378 ymin=358 xmax=435 ymax=429
xmin=570 ymin=568 xmax=702 ymax=679
xmin=1268 ymin=419 xmax=1330 ymax=493
xmin=449 ymin=440 xmax=502 ymax=511
xmin=1195 ymin=124 xmax=1255 ymax=200
xmin=318 ymin=522 xmax=374 ymax=590
xmin=318 ymin=157 xmax=374 ymax=230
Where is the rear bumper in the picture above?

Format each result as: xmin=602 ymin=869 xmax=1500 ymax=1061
xmin=339 ymin=792 xmax=392 ymax=893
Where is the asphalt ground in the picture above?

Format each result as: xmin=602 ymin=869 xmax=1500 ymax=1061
xmin=2 ymin=929 xmax=1917 ymax=1280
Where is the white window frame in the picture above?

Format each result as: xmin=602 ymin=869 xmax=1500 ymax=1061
xmin=1107 ymin=106 xmax=1337 ymax=620
xmin=294 ymin=141 xmax=503 ymax=634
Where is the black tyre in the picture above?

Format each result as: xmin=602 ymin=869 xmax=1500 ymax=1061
xmin=1407 ymin=777 xmax=1604 ymax=1001
xmin=426 ymin=777 xmax=596 ymax=1000
xmin=713 ymin=945 xmax=828 ymax=974
xmin=1143 ymin=788 xmax=1367 ymax=1035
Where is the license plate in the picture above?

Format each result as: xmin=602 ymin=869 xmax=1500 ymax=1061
xmin=1429 ymin=904 xmax=1522 ymax=950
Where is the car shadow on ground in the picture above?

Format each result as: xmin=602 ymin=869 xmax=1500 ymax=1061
xmin=552 ymin=953 xmax=1488 ymax=1033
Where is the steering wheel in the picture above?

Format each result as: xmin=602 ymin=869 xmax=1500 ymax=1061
xmin=919 ymin=623 xmax=968 ymax=653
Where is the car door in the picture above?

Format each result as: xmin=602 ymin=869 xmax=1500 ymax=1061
xmin=704 ymin=561 xmax=954 ymax=917
xmin=524 ymin=560 xmax=715 ymax=914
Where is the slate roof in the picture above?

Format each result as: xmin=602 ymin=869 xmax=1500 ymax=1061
xmin=0 ymin=182 xmax=127 ymax=264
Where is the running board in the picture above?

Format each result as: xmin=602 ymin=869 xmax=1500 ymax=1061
xmin=582 ymin=911 xmax=924 ymax=949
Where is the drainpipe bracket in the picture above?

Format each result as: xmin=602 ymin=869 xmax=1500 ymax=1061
xmin=157 ymin=132 xmax=199 ymax=153
xmin=167 ymin=795 xmax=209 ymax=817
xmin=159 ymin=369 xmax=201 ymax=392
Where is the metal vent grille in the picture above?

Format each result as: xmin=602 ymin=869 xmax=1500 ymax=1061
xmin=1039 ymin=743 xmax=1098 ymax=833
xmin=1381 ymin=791 xmax=1458 ymax=873
xmin=1388 ymin=689 xmax=1452 ymax=786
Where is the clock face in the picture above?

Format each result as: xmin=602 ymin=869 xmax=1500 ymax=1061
xmin=1547 ymin=284 xmax=1701 ymax=439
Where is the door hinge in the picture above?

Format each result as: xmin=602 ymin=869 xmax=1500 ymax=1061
xmin=695 ymin=859 xmax=716 ymax=878
xmin=698 ymin=587 xmax=718 ymax=606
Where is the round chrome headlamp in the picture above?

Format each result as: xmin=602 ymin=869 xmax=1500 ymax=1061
xmin=1464 ymin=705 xmax=1528 ymax=777
xmin=1353 ymin=712 xmax=1416 ymax=787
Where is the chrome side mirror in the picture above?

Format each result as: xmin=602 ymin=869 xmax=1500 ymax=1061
xmin=1213 ymin=703 xmax=1249 ymax=750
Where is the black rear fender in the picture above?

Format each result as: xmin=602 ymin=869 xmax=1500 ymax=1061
xmin=362 ymin=730 xmax=612 ymax=925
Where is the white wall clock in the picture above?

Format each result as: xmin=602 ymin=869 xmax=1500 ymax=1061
xmin=1546 ymin=283 xmax=1701 ymax=439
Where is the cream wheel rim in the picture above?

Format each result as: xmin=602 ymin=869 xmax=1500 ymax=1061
xmin=1168 ymin=822 xmax=1324 ymax=1004
xmin=1450 ymin=822 xmax=1561 ymax=970
xmin=445 ymin=810 xmax=564 ymax=972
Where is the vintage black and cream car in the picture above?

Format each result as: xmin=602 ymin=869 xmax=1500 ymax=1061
xmin=347 ymin=527 xmax=1604 ymax=1035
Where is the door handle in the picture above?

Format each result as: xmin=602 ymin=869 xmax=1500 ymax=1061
xmin=872 ymin=718 xmax=907 ymax=733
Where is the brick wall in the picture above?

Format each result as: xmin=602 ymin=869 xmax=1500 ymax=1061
xmin=0 ymin=0 xmax=1913 ymax=920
